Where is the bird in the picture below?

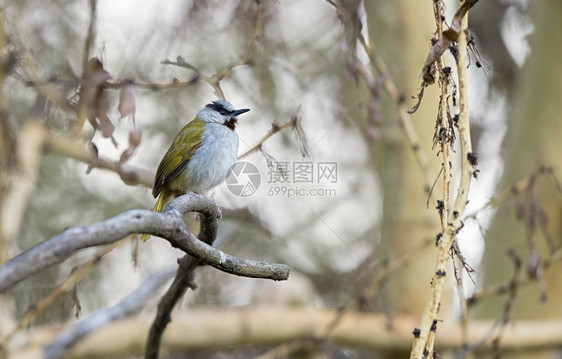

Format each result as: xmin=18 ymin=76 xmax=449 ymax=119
xmin=141 ymin=100 xmax=250 ymax=241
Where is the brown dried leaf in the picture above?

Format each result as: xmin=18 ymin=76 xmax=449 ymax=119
xmin=408 ymin=84 xmax=427 ymax=114
xmin=96 ymin=109 xmax=114 ymax=139
xmin=119 ymin=129 xmax=142 ymax=164
xmin=118 ymin=81 xmax=136 ymax=122
xmin=419 ymin=0 xmax=480 ymax=86
xmin=78 ymin=58 xmax=114 ymax=143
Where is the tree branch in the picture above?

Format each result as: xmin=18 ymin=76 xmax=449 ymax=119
xmin=238 ymin=115 xmax=299 ymax=159
xmin=81 ymin=0 xmax=97 ymax=74
xmin=43 ymin=266 xmax=176 ymax=359
xmin=410 ymin=2 xmax=476 ymax=358
xmin=44 ymin=134 xmax=154 ymax=187
xmin=420 ymin=0 xmax=480 ymax=85
xmin=145 ymin=198 xmax=219 ymax=359
xmin=463 ymin=166 xmax=555 ymax=221
xmin=0 ymin=194 xmax=290 ymax=293
xmin=4 ymin=240 xmax=126 ymax=342
xmin=13 ymin=310 xmax=562 ymax=358
xmin=161 ymin=0 xmax=263 ymax=99
xmin=469 ymin=247 xmax=562 ymax=304
xmin=1 ymin=121 xmax=46 ymax=262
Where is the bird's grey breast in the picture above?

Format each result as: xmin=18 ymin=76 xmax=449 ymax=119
xmin=183 ymin=122 xmax=239 ymax=192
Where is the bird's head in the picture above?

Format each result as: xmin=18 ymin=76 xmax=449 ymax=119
xmin=198 ymin=100 xmax=250 ymax=130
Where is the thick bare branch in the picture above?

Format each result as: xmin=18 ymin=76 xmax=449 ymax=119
xmin=145 ymin=199 xmax=219 ymax=359
xmin=13 ymin=310 xmax=562 ymax=358
xmin=0 ymin=194 xmax=290 ymax=293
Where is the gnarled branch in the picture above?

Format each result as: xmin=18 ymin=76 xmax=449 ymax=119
xmin=0 ymin=194 xmax=290 ymax=294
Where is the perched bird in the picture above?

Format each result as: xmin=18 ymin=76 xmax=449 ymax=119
xmin=141 ymin=100 xmax=250 ymax=241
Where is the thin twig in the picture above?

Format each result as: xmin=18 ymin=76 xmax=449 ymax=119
xmin=239 ymin=117 xmax=297 ymax=159
xmin=104 ymin=77 xmax=199 ymax=90
xmin=16 ymin=48 xmax=74 ymax=113
xmin=463 ymin=166 xmax=555 ymax=221
xmin=489 ymin=250 xmax=520 ymax=358
xmin=436 ymin=2 xmax=451 ymax=234
xmin=161 ymin=0 xmax=263 ymax=99
xmin=469 ymin=247 xmax=562 ymax=304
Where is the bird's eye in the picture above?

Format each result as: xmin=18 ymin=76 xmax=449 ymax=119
xmin=219 ymin=109 xmax=228 ymax=115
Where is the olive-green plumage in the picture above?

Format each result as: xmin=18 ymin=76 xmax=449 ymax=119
xmin=153 ymin=119 xmax=205 ymax=199
xmin=141 ymin=100 xmax=249 ymax=241
xmin=140 ymin=119 xmax=204 ymax=242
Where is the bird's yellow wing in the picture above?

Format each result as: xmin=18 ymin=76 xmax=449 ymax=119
xmin=152 ymin=119 xmax=205 ymax=198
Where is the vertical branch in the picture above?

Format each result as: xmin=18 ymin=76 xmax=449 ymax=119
xmin=0 ymin=10 xmax=17 ymax=352
xmin=0 ymin=8 xmax=11 ymax=264
xmin=145 ymin=209 xmax=219 ymax=359
xmin=436 ymin=4 xmax=450 ymax=233
xmin=410 ymin=3 xmax=474 ymax=358
xmin=82 ymin=0 xmax=98 ymax=74
xmin=75 ymin=0 xmax=99 ymax=133
xmin=1 ymin=121 xmax=46 ymax=262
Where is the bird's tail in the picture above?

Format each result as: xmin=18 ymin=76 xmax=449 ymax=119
xmin=140 ymin=192 xmax=172 ymax=242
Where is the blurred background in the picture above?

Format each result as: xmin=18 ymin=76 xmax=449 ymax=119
xmin=0 ymin=0 xmax=561 ymax=358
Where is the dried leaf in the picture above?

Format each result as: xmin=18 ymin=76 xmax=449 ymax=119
xmin=419 ymin=0 xmax=480 ymax=86
xmin=78 ymin=58 xmax=114 ymax=143
xmin=119 ymin=129 xmax=142 ymax=164
xmin=96 ymin=111 xmax=114 ymax=139
xmin=118 ymin=80 xmax=136 ymax=123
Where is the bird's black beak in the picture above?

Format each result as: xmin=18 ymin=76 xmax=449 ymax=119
xmin=230 ymin=108 xmax=250 ymax=117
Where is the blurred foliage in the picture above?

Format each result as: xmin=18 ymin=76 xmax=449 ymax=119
xmin=2 ymin=0 xmax=560 ymax=358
